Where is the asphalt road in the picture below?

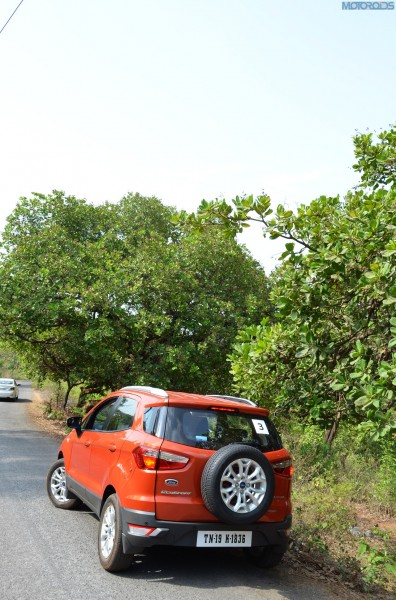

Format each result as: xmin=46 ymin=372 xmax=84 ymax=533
xmin=0 ymin=382 xmax=342 ymax=600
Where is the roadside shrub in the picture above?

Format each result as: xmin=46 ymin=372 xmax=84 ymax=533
xmin=282 ymin=421 xmax=396 ymax=593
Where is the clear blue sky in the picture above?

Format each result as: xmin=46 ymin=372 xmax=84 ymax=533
xmin=1 ymin=0 xmax=395 ymax=270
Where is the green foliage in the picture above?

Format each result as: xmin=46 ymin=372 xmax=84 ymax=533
xmin=231 ymin=183 xmax=396 ymax=439
xmin=0 ymin=345 xmax=24 ymax=378
xmin=353 ymin=127 xmax=396 ymax=189
xmin=358 ymin=541 xmax=396 ymax=590
xmin=286 ymin=422 xmax=396 ymax=593
xmin=184 ymin=125 xmax=396 ymax=441
xmin=286 ymin=422 xmax=396 ymax=516
xmin=0 ymin=191 xmax=270 ymax=403
xmin=375 ymin=439 xmax=396 ymax=512
xmin=43 ymin=407 xmax=67 ymax=421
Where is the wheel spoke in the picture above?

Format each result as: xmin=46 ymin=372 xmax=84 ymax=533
xmin=247 ymin=465 xmax=262 ymax=481
xmin=233 ymin=494 xmax=247 ymax=512
xmin=222 ymin=487 xmax=238 ymax=505
xmin=245 ymin=489 xmax=262 ymax=507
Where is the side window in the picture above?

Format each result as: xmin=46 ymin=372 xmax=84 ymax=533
xmin=143 ymin=407 xmax=161 ymax=435
xmin=106 ymin=396 xmax=137 ymax=431
xmin=84 ymin=398 xmax=119 ymax=431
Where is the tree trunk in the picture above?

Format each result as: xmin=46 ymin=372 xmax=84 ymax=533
xmin=324 ymin=411 xmax=341 ymax=446
xmin=63 ymin=383 xmax=72 ymax=410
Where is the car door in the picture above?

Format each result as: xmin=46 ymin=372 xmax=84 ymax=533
xmin=86 ymin=396 xmax=138 ymax=507
xmin=67 ymin=397 xmax=120 ymax=505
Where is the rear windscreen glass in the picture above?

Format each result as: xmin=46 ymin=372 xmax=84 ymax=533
xmin=164 ymin=407 xmax=282 ymax=452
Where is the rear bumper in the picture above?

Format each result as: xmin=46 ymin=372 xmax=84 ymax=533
xmin=120 ymin=507 xmax=292 ymax=555
xmin=0 ymin=392 xmax=17 ymax=399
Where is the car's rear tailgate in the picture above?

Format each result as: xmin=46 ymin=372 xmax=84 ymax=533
xmin=154 ymin=440 xmax=218 ymax=522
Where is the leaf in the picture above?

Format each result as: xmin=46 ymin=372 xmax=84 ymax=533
xmin=358 ymin=542 xmax=370 ymax=556
xmin=331 ymin=383 xmax=345 ymax=391
xmin=295 ymin=347 xmax=310 ymax=358
xmin=355 ymin=396 xmax=369 ymax=407
xmin=350 ymin=372 xmax=362 ymax=379
xmin=385 ymin=562 xmax=396 ymax=576
xmin=383 ymin=297 xmax=396 ymax=305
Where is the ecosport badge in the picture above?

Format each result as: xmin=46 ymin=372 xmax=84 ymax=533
xmin=161 ymin=490 xmax=192 ymax=495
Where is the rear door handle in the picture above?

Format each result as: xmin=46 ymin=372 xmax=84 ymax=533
xmin=108 ymin=444 xmax=117 ymax=452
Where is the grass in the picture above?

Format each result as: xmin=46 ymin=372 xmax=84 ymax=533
xmin=283 ymin=424 xmax=396 ymax=595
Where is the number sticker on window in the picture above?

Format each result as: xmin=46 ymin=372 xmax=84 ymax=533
xmin=252 ymin=419 xmax=269 ymax=435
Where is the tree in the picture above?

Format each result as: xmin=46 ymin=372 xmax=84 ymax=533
xmin=183 ymin=125 xmax=396 ymax=442
xmin=0 ymin=191 xmax=270 ymax=406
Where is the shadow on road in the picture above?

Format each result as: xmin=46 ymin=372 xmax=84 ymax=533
xmin=102 ymin=545 xmax=339 ymax=600
xmin=0 ymin=398 xmax=32 ymax=404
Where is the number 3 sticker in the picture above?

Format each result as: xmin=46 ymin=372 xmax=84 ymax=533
xmin=252 ymin=419 xmax=269 ymax=435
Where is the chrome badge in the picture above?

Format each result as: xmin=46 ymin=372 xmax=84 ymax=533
xmin=165 ymin=478 xmax=178 ymax=486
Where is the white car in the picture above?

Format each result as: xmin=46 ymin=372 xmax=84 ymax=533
xmin=0 ymin=378 xmax=20 ymax=401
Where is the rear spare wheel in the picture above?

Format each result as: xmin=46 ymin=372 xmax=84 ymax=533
xmin=201 ymin=444 xmax=275 ymax=525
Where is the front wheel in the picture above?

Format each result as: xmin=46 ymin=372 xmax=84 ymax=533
xmin=98 ymin=494 xmax=131 ymax=572
xmin=46 ymin=459 xmax=81 ymax=509
xmin=245 ymin=544 xmax=287 ymax=568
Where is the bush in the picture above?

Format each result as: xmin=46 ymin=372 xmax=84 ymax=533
xmin=282 ymin=422 xmax=396 ymax=593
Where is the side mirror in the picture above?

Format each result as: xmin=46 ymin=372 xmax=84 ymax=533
xmin=67 ymin=416 xmax=82 ymax=430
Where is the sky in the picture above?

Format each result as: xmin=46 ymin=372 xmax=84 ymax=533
xmin=1 ymin=0 xmax=395 ymax=271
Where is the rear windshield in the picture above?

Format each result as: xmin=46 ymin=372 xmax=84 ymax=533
xmin=164 ymin=407 xmax=282 ymax=452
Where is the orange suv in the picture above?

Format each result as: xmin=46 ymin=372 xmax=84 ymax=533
xmin=47 ymin=386 xmax=292 ymax=572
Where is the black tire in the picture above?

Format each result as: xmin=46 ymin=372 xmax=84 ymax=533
xmin=46 ymin=459 xmax=82 ymax=510
xmin=245 ymin=544 xmax=287 ymax=568
xmin=201 ymin=444 xmax=275 ymax=525
xmin=98 ymin=494 xmax=131 ymax=572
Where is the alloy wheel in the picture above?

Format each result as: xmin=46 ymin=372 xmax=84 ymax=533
xmin=100 ymin=504 xmax=116 ymax=559
xmin=220 ymin=457 xmax=267 ymax=513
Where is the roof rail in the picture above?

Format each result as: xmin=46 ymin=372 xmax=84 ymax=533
xmin=121 ymin=386 xmax=168 ymax=399
xmin=206 ymin=394 xmax=257 ymax=407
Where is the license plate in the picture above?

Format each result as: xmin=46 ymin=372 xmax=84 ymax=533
xmin=196 ymin=531 xmax=252 ymax=547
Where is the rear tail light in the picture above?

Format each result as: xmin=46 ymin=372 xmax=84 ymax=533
xmin=157 ymin=450 xmax=189 ymax=470
xmin=272 ymin=459 xmax=294 ymax=477
xmin=133 ymin=446 xmax=189 ymax=470
xmin=134 ymin=447 xmax=158 ymax=470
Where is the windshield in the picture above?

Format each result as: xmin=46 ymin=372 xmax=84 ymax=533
xmin=164 ymin=407 xmax=282 ymax=452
